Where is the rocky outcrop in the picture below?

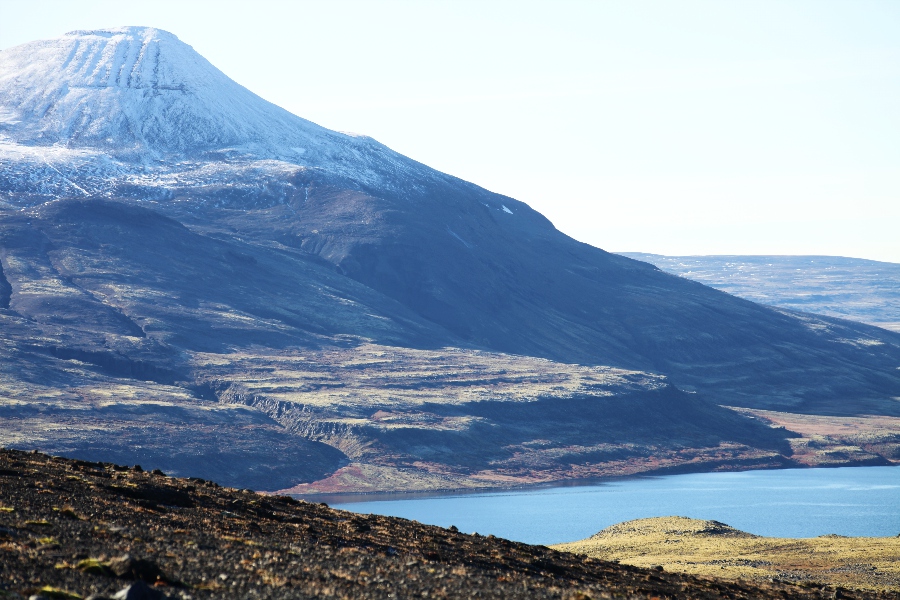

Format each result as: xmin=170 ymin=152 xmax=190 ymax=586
xmin=0 ymin=259 xmax=11 ymax=310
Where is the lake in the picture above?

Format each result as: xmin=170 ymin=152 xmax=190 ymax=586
xmin=327 ymin=466 xmax=900 ymax=546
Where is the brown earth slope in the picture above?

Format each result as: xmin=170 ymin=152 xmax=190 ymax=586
xmin=2 ymin=449 xmax=895 ymax=600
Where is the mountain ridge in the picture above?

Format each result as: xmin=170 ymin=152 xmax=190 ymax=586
xmin=620 ymin=253 xmax=900 ymax=333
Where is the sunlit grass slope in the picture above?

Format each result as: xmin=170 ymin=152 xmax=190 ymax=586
xmin=554 ymin=516 xmax=900 ymax=593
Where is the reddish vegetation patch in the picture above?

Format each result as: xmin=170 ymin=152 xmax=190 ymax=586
xmin=285 ymin=444 xmax=792 ymax=496
xmin=729 ymin=408 xmax=900 ymax=467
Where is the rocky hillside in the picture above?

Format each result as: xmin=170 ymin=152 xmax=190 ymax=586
xmin=2 ymin=449 xmax=895 ymax=600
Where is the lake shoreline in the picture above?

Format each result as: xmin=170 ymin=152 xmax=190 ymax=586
xmin=282 ymin=407 xmax=900 ymax=500
xmin=287 ymin=461 xmax=900 ymax=506
xmin=316 ymin=465 xmax=900 ymax=546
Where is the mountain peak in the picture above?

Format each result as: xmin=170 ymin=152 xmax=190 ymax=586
xmin=0 ymin=26 xmax=443 ymax=201
xmin=64 ymin=26 xmax=178 ymax=40
xmin=0 ymin=25 xmax=335 ymax=159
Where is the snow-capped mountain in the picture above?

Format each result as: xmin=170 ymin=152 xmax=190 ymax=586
xmin=0 ymin=26 xmax=451 ymax=205
xmin=3 ymin=26 xmax=900 ymax=491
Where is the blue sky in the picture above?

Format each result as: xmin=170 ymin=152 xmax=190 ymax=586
xmin=3 ymin=1 xmax=899 ymax=261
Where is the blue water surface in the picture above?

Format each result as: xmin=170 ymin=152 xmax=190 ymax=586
xmin=328 ymin=466 xmax=900 ymax=545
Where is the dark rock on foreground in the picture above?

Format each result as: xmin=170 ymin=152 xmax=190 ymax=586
xmin=1 ymin=449 xmax=895 ymax=600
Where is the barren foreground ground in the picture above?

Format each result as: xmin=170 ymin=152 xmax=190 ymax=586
xmin=554 ymin=517 xmax=900 ymax=594
xmin=3 ymin=450 xmax=895 ymax=600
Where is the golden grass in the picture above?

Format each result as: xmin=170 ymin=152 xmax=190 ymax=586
xmin=553 ymin=516 xmax=900 ymax=592
xmin=191 ymin=343 xmax=665 ymax=409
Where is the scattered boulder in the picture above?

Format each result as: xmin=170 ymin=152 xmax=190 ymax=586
xmin=107 ymin=555 xmax=166 ymax=584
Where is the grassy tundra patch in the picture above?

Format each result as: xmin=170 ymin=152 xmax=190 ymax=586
xmin=554 ymin=516 xmax=900 ymax=593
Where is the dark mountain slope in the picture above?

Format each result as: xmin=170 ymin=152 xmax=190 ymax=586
xmin=0 ymin=199 xmax=456 ymax=355
xmin=3 ymin=26 xmax=899 ymax=415
xmin=200 ymin=179 xmax=900 ymax=415
xmin=0 ymin=197 xmax=806 ymax=491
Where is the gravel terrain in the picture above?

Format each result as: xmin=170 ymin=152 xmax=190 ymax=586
xmin=1 ymin=449 xmax=895 ymax=600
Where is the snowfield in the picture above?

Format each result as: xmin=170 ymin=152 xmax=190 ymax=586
xmin=0 ymin=26 xmax=487 ymax=208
